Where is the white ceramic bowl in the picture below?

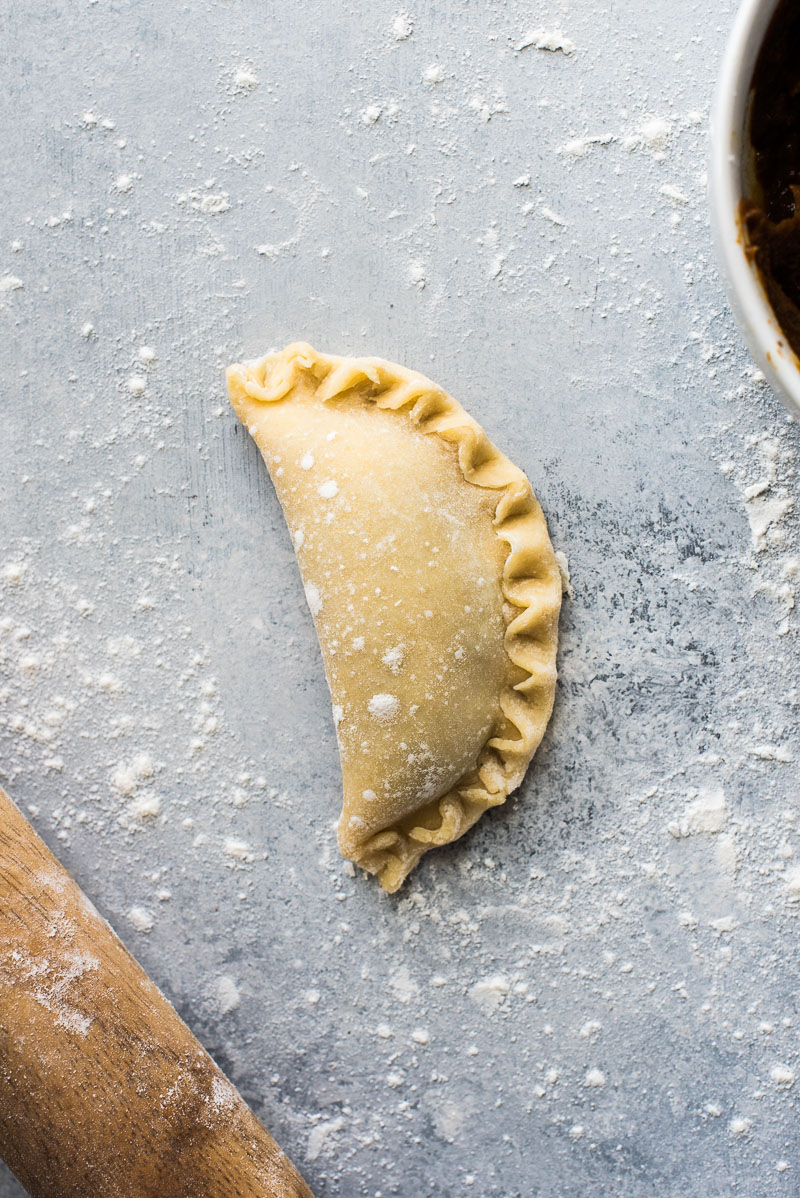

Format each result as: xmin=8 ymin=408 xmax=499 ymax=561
xmin=709 ymin=0 xmax=800 ymax=417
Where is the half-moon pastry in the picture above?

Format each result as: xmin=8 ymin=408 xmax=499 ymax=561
xmin=227 ymin=342 xmax=561 ymax=891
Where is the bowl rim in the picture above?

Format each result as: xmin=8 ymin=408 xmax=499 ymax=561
xmin=709 ymin=0 xmax=800 ymax=418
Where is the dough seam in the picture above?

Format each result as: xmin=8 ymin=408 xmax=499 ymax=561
xmin=228 ymin=342 xmax=561 ymax=891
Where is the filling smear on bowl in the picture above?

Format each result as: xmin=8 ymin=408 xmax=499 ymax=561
xmin=742 ymin=0 xmax=800 ymax=358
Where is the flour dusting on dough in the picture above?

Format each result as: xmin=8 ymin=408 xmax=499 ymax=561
xmin=304 ymin=581 xmax=322 ymax=615
xmin=367 ymin=693 xmax=400 ymax=721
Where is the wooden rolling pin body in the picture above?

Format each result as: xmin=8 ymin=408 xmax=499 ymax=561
xmin=0 ymin=785 xmax=313 ymax=1198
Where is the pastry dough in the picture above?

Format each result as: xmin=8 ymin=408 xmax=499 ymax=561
xmin=227 ymin=343 xmax=561 ymax=891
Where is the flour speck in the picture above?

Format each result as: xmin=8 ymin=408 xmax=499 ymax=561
xmin=391 ymin=12 xmax=413 ymax=40
xmin=367 ymin=693 xmax=400 ymax=721
xmin=304 ymin=581 xmax=322 ymax=616
xmin=128 ymin=906 xmax=154 ymax=933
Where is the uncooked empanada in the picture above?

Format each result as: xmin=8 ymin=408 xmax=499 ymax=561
xmin=227 ymin=342 xmax=561 ymax=891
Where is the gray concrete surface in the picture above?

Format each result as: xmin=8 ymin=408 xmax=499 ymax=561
xmin=2 ymin=1 xmax=800 ymax=1195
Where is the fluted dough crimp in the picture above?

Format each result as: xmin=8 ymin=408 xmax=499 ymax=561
xmin=227 ymin=342 xmax=561 ymax=891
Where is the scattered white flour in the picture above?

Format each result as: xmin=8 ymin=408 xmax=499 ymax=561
xmin=716 ymin=834 xmax=739 ymax=877
xmin=1 ymin=560 xmax=26 ymax=584
xmin=729 ymin=1117 xmax=752 ymax=1136
xmin=129 ymin=792 xmax=161 ymax=820
xmin=540 ymin=206 xmax=567 ymax=227
xmin=304 ymin=581 xmax=322 ymax=615
xmin=127 ymin=375 xmax=146 ymax=395
xmin=307 ymin=1116 xmax=345 ymax=1161
xmin=585 ymin=1068 xmax=606 ymax=1088
xmin=199 ymin=193 xmax=230 ymax=214
xmin=428 ymin=1098 xmax=471 ymax=1141
xmin=111 ymin=753 xmax=154 ymax=796
xmin=361 ymin=105 xmax=383 ymax=126
xmin=224 ymin=837 xmax=254 ymax=861
xmin=559 ymin=137 xmax=591 ymax=160
xmin=138 ymin=345 xmax=156 ymax=362
xmin=769 ymin=1065 xmax=795 ymax=1088
xmin=625 ymin=116 xmax=672 ymax=152
xmin=210 ymin=1075 xmax=237 ymax=1112
xmin=216 ymin=975 xmax=241 ymax=1014
xmin=1 ymin=11 xmax=798 ymax=1191
xmin=516 ymin=28 xmax=575 ymax=55
xmin=391 ymin=11 xmax=413 ymax=40
xmin=468 ymin=975 xmax=510 ymax=1013
xmin=128 ymin=906 xmax=154 ymax=933
xmin=389 ymin=966 xmax=419 ymax=1004
xmin=658 ymin=183 xmax=688 ymax=205
xmin=29 ymin=947 xmax=99 ymax=1038
xmin=300 ymin=452 xmax=315 ymax=469
xmin=468 ymin=90 xmax=509 ymax=123
xmin=745 ymin=491 xmax=794 ymax=551
xmin=784 ymin=868 xmax=800 ymax=901
xmin=233 ymin=66 xmax=259 ymax=91
xmin=670 ymin=789 xmax=727 ymax=838
xmin=318 ymin=480 xmax=339 ymax=499
xmin=554 ymin=550 xmax=574 ymax=598
xmin=113 ymin=173 xmax=133 ymax=193
xmin=382 ymin=644 xmax=405 ymax=674
xmin=749 ymin=743 xmax=793 ymax=762
xmin=367 ymin=693 xmax=400 ymax=721
xmin=178 ymin=189 xmax=231 ymax=214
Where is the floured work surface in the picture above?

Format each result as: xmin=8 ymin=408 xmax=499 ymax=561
xmin=1 ymin=1 xmax=799 ymax=1195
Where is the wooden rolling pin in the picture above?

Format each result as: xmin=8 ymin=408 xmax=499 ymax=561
xmin=0 ymin=785 xmax=313 ymax=1198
